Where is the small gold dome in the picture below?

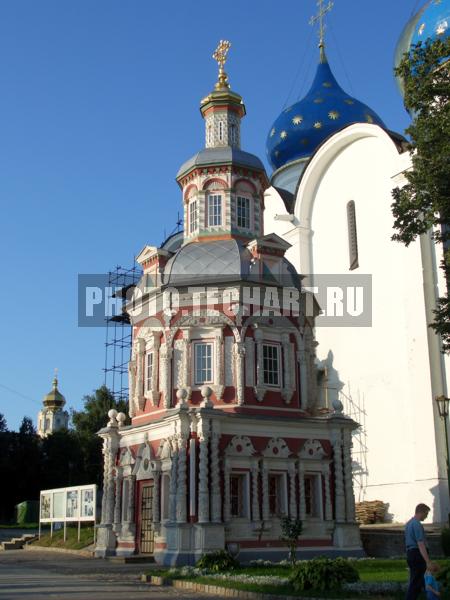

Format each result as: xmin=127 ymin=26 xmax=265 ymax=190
xmin=43 ymin=375 xmax=66 ymax=409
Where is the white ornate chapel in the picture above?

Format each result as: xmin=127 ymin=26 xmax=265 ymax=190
xmin=94 ymin=41 xmax=363 ymax=563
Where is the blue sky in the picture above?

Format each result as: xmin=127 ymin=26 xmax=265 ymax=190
xmin=0 ymin=0 xmax=418 ymax=430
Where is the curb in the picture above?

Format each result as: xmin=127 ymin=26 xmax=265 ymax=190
xmin=143 ymin=575 xmax=328 ymax=600
xmin=24 ymin=544 xmax=94 ymax=558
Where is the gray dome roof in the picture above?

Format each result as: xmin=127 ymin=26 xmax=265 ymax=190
xmin=177 ymin=147 xmax=265 ymax=179
xmin=163 ymin=239 xmax=300 ymax=288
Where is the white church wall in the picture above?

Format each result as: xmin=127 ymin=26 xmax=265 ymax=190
xmin=264 ymin=124 xmax=449 ymax=522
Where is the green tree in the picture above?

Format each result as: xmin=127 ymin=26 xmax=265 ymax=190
xmin=0 ymin=413 xmax=7 ymax=432
xmin=71 ymin=385 xmax=128 ymax=485
xmin=392 ymin=37 xmax=450 ymax=352
xmin=280 ymin=516 xmax=303 ymax=565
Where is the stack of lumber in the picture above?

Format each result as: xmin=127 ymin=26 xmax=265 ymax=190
xmin=355 ymin=500 xmax=387 ymax=524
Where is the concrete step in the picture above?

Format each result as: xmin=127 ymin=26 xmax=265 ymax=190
xmin=2 ymin=540 xmax=23 ymax=550
xmin=107 ymin=555 xmax=156 ymax=564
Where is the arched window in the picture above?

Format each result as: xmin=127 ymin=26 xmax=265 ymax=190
xmin=347 ymin=200 xmax=359 ymax=270
xmin=189 ymin=200 xmax=198 ymax=234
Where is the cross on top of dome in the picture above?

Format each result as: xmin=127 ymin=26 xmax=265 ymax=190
xmin=309 ymin=0 xmax=334 ymax=61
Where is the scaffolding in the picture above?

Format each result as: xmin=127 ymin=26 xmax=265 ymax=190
xmin=103 ymin=265 xmax=141 ymax=403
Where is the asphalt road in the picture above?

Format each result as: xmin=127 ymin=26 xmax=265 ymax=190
xmin=0 ymin=549 xmax=227 ymax=600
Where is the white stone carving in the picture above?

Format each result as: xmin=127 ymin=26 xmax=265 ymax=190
xmin=224 ymin=336 xmax=234 ymax=386
xmin=176 ymin=435 xmax=187 ymax=523
xmin=332 ymin=430 xmax=346 ymax=522
xmin=323 ymin=464 xmax=333 ymax=521
xmin=343 ymin=429 xmax=356 ymax=522
xmin=300 ymin=439 xmax=326 ymax=460
xmin=197 ymin=418 xmax=210 ymax=523
xmin=263 ymin=437 xmax=291 ymax=458
xmin=210 ymin=422 xmax=221 ymax=523
xmin=234 ymin=342 xmax=245 ymax=405
xmin=251 ymin=462 xmax=260 ymax=521
xmin=298 ymin=462 xmax=306 ymax=520
xmin=225 ymin=435 xmax=256 ymax=457
xmin=288 ymin=462 xmax=297 ymax=518
xmin=169 ymin=436 xmax=178 ymax=522
xmin=245 ymin=338 xmax=255 ymax=387
xmin=261 ymin=464 xmax=269 ymax=521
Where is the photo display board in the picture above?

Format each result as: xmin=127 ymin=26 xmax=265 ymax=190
xmin=39 ymin=484 xmax=97 ymax=523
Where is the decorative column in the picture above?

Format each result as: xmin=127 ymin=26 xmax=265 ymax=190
xmin=95 ymin=409 xmax=120 ymax=557
xmin=251 ymin=461 xmax=260 ymax=522
xmin=235 ymin=341 xmax=245 ymax=405
xmin=261 ymin=462 xmax=270 ymax=521
xmin=169 ymin=436 xmax=178 ymax=522
xmin=223 ymin=458 xmax=231 ymax=522
xmin=332 ymin=430 xmax=346 ymax=522
xmin=210 ymin=421 xmax=221 ymax=522
xmin=254 ymin=329 xmax=266 ymax=403
xmin=198 ymin=419 xmax=210 ymax=523
xmin=281 ymin=334 xmax=294 ymax=404
xmin=149 ymin=333 xmax=160 ymax=404
xmin=288 ymin=462 xmax=297 ymax=519
xmin=128 ymin=360 xmax=136 ymax=416
xmin=323 ymin=464 xmax=333 ymax=521
xmin=298 ymin=462 xmax=306 ymax=520
xmin=153 ymin=470 xmax=161 ymax=525
xmin=215 ymin=328 xmax=224 ymax=400
xmin=113 ymin=469 xmax=123 ymax=532
xmin=176 ymin=435 xmax=187 ymax=523
xmin=343 ymin=429 xmax=356 ymax=522
xmin=298 ymin=350 xmax=308 ymax=410
xmin=160 ymin=344 xmax=173 ymax=409
xmin=136 ymin=338 xmax=145 ymax=410
xmin=181 ymin=329 xmax=192 ymax=398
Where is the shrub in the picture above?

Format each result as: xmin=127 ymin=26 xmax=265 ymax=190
xmin=280 ymin=516 xmax=303 ymax=565
xmin=437 ymin=563 xmax=450 ymax=586
xmin=441 ymin=528 xmax=450 ymax=557
xmin=196 ymin=550 xmax=239 ymax=572
xmin=290 ymin=557 xmax=359 ymax=591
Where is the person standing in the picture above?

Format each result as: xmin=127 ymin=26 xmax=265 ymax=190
xmin=405 ymin=503 xmax=436 ymax=600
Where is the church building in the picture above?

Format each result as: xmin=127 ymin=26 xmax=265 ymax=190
xmin=95 ymin=40 xmax=363 ymax=563
xmin=37 ymin=373 xmax=69 ymax=438
xmin=264 ymin=0 xmax=450 ymax=522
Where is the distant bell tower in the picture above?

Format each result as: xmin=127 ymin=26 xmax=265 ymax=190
xmin=37 ymin=371 xmax=69 ymax=437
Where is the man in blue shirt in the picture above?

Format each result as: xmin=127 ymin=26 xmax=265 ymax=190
xmin=405 ymin=503 xmax=437 ymax=600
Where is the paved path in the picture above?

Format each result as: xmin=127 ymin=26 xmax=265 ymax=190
xmin=0 ymin=549 xmax=227 ymax=600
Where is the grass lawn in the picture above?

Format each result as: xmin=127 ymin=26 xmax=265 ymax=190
xmin=148 ymin=559 xmax=450 ymax=598
xmin=31 ymin=526 xmax=94 ymax=550
xmin=0 ymin=523 xmax=39 ymax=529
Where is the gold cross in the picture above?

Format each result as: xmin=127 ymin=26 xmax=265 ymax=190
xmin=212 ymin=40 xmax=231 ymax=89
xmin=309 ymin=0 xmax=334 ymax=47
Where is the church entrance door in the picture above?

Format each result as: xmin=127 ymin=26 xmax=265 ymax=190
xmin=138 ymin=482 xmax=154 ymax=554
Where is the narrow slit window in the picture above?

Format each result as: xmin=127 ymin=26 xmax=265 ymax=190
xmin=347 ymin=200 xmax=359 ymax=270
xmin=145 ymin=352 xmax=153 ymax=391
xmin=189 ymin=200 xmax=198 ymax=234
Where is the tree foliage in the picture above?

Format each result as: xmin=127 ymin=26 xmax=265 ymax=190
xmin=392 ymin=37 xmax=450 ymax=352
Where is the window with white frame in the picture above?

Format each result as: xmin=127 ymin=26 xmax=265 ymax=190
xmin=194 ymin=342 xmax=213 ymax=384
xmin=236 ymin=196 xmax=250 ymax=229
xmin=304 ymin=473 xmax=322 ymax=518
xmin=145 ymin=352 xmax=153 ymax=391
xmin=207 ymin=194 xmax=222 ymax=227
xmin=263 ymin=344 xmax=280 ymax=387
xmin=189 ymin=200 xmax=198 ymax=234
xmin=268 ymin=473 xmax=287 ymax=517
xmin=230 ymin=473 xmax=249 ymax=518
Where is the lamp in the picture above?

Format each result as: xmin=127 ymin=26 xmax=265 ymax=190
xmin=435 ymin=395 xmax=450 ymax=526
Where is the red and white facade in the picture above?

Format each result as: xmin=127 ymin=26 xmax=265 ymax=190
xmin=95 ymin=64 xmax=362 ymax=564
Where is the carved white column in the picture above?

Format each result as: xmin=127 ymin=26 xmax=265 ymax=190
xmin=113 ymin=470 xmax=122 ymax=530
xmin=288 ymin=462 xmax=297 ymax=518
xmin=176 ymin=435 xmax=187 ymax=523
xmin=343 ymin=429 xmax=356 ymax=522
xmin=261 ymin=462 xmax=269 ymax=521
xmin=128 ymin=360 xmax=136 ymax=416
xmin=254 ymin=329 xmax=266 ymax=403
xmin=235 ymin=341 xmax=245 ymax=405
xmin=298 ymin=350 xmax=308 ymax=410
xmin=251 ymin=461 xmax=260 ymax=522
xmin=102 ymin=437 xmax=119 ymax=525
xmin=153 ymin=470 xmax=161 ymax=524
xmin=323 ymin=464 xmax=332 ymax=521
xmin=160 ymin=344 xmax=173 ymax=409
xmin=149 ymin=334 xmax=160 ymax=404
xmin=215 ymin=328 xmax=224 ymax=400
xmin=181 ymin=329 xmax=192 ymax=398
xmin=169 ymin=437 xmax=178 ymax=522
xmin=136 ymin=338 xmax=145 ymax=410
xmin=198 ymin=419 xmax=210 ymax=523
xmin=210 ymin=422 xmax=221 ymax=522
xmin=126 ymin=476 xmax=135 ymax=524
xmin=332 ymin=430 xmax=346 ymax=522
xmin=298 ymin=462 xmax=306 ymax=520
xmin=281 ymin=334 xmax=294 ymax=404
xmin=223 ymin=458 xmax=231 ymax=522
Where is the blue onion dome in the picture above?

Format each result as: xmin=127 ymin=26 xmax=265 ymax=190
xmin=266 ymin=52 xmax=386 ymax=171
xmin=395 ymin=0 xmax=450 ymax=98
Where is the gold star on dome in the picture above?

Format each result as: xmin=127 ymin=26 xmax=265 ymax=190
xmin=300 ymin=138 xmax=309 ymax=145
xmin=314 ymin=97 xmax=324 ymax=104
xmin=436 ymin=20 xmax=448 ymax=35
xmin=292 ymin=115 xmax=303 ymax=125
xmin=344 ymin=98 xmax=355 ymax=105
xmin=418 ymin=23 xmax=426 ymax=35
xmin=365 ymin=114 xmax=374 ymax=124
xmin=280 ymin=130 xmax=287 ymax=139
xmin=313 ymin=121 xmax=323 ymax=129
xmin=270 ymin=128 xmax=276 ymax=137
xmin=328 ymin=110 xmax=339 ymax=120
xmin=323 ymin=81 xmax=332 ymax=88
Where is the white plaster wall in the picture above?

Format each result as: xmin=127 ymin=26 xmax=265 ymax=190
xmin=264 ymin=124 xmax=449 ymax=522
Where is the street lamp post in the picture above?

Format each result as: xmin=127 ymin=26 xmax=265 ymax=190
xmin=435 ymin=395 xmax=450 ymax=527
